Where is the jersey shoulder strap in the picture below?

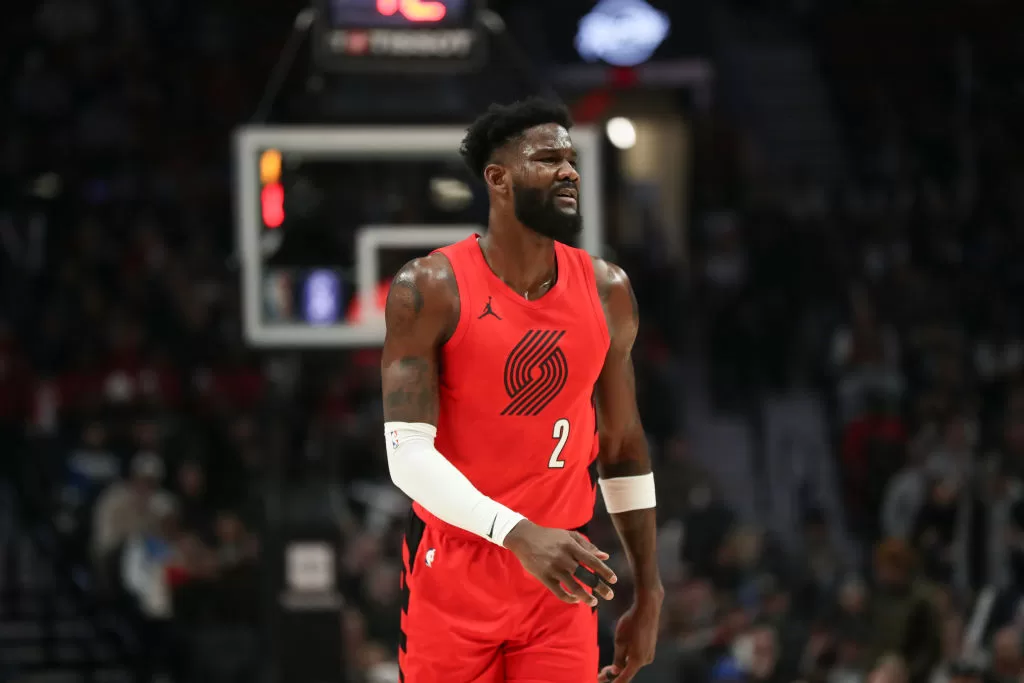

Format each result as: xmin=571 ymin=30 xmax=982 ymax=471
xmin=432 ymin=236 xmax=484 ymax=350
xmin=555 ymin=242 xmax=610 ymax=348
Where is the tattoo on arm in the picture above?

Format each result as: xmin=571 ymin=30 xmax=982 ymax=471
xmin=389 ymin=278 xmax=424 ymax=320
xmin=383 ymin=356 xmax=438 ymax=424
xmin=382 ymin=259 xmax=452 ymax=426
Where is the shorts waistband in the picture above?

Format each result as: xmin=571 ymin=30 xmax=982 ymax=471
xmin=411 ymin=505 xmax=590 ymax=543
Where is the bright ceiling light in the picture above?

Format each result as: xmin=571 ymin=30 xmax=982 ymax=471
xmin=605 ymin=117 xmax=637 ymax=150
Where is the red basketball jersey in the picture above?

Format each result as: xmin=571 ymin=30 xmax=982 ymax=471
xmin=412 ymin=236 xmax=610 ymax=533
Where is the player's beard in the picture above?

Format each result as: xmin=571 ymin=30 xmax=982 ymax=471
xmin=512 ymin=183 xmax=583 ymax=245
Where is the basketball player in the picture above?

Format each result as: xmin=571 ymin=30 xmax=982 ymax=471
xmin=382 ymin=98 xmax=662 ymax=682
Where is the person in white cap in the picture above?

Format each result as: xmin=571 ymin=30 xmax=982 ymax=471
xmin=91 ymin=451 xmax=167 ymax=574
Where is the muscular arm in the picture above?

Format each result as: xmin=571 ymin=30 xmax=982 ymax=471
xmin=381 ymin=254 xmax=454 ymax=425
xmin=381 ymin=255 xmax=525 ymax=544
xmin=593 ymin=258 xmax=663 ymax=596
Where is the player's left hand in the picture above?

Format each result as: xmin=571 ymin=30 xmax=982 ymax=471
xmin=597 ymin=589 xmax=663 ymax=683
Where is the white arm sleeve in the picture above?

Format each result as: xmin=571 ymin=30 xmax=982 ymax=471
xmin=384 ymin=421 xmax=525 ymax=546
xmin=599 ymin=473 xmax=657 ymax=514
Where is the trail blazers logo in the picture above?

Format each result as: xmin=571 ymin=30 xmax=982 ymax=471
xmin=502 ymin=330 xmax=568 ymax=416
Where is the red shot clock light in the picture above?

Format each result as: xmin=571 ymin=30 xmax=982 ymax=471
xmin=376 ymin=0 xmax=447 ymax=22
xmin=259 ymin=149 xmax=285 ymax=229
xmin=261 ymin=183 xmax=285 ymax=229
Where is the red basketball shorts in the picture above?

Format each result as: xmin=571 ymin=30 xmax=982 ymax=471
xmin=398 ymin=511 xmax=599 ymax=683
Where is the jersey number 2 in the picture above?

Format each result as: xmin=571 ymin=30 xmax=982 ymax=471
xmin=549 ymin=419 xmax=570 ymax=468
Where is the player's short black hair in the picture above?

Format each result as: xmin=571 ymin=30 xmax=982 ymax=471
xmin=459 ymin=97 xmax=574 ymax=179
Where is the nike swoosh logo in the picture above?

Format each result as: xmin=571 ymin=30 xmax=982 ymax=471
xmin=487 ymin=513 xmax=498 ymax=539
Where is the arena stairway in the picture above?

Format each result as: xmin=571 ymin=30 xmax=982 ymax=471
xmin=0 ymin=482 xmax=133 ymax=683
xmin=680 ymin=356 xmax=761 ymax=526
xmin=759 ymin=392 xmax=859 ymax=566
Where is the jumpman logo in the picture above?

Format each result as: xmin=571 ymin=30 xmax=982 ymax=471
xmin=478 ymin=297 xmax=501 ymax=320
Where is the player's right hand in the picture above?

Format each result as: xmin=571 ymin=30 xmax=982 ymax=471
xmin=503 ymin=520 xmax=617 ymax=606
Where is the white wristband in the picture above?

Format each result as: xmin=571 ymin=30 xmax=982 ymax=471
xmin=598 ymin=473 xmax=657 ymax=514
xmin=384 ymin=421 xmax=525 ymax=546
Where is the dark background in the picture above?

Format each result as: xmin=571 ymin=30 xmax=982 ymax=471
xmin=3 ymin=1 xmax=1024 ymax=683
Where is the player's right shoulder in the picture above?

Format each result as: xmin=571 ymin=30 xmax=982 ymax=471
xmin=385 ymin=253 xmax=460 ymax=342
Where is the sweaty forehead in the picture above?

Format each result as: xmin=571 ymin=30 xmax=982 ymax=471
xmin=516 ymin=123 xmax=573 ymax=156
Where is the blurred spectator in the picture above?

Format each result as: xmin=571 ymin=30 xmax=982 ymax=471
xmin=867 ymin=655 xmax=909 ymax=683
xmin=92 ymin=451 xmax=169 ymax=575
xmin=843 ymin=392 xmax=908 ymax=540
xmin=929 ymin=615 xmax=965 ymax=683
xmin=121 ymin=495 xmax=185 ymax=683
xmin=175 ymin=460 xmax=212 ymax=538
xmin=945 ymin=660 xmax=986 ymax=683
xmin=911 ymin=477 xmax=961 ymax=584
xmin=867 ymin=540 xmax=941 ymax=683
xmin=357 ymin=561 xmax=402 ymax=650
xmin=212 ymin=510 xmax=258 ymax=570
xmin=832 ymin=576 xmax=869 ymax=632
xmin=881 ymin=447 xmax=926 ymax=542
xmin=799 ymin=508 xmax=844 ymax=601
xmin=55 ymin=420 xmax=119 ymax=535
xmin=831 ymin=293 xmax=905 ymax=427
xmin=988 ymin=627 xmax=1023 ymax=683
xmin=923 ymin=415 xmax=977 ymax=487
xmin=711 ymin=622 xmax=783 ymax=683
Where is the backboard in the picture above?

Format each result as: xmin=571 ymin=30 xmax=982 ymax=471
xmin=234 ymin=124 xmax=604 ymax=348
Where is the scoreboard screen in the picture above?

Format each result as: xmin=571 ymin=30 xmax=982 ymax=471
xmin=312 ymin=0 xmax=485 ymax=72
xmin=328 ymin=0 xmax=471 ymax=27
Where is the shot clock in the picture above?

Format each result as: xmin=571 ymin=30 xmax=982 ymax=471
xmin=312 ymin=0 xmax=486 ymax=72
